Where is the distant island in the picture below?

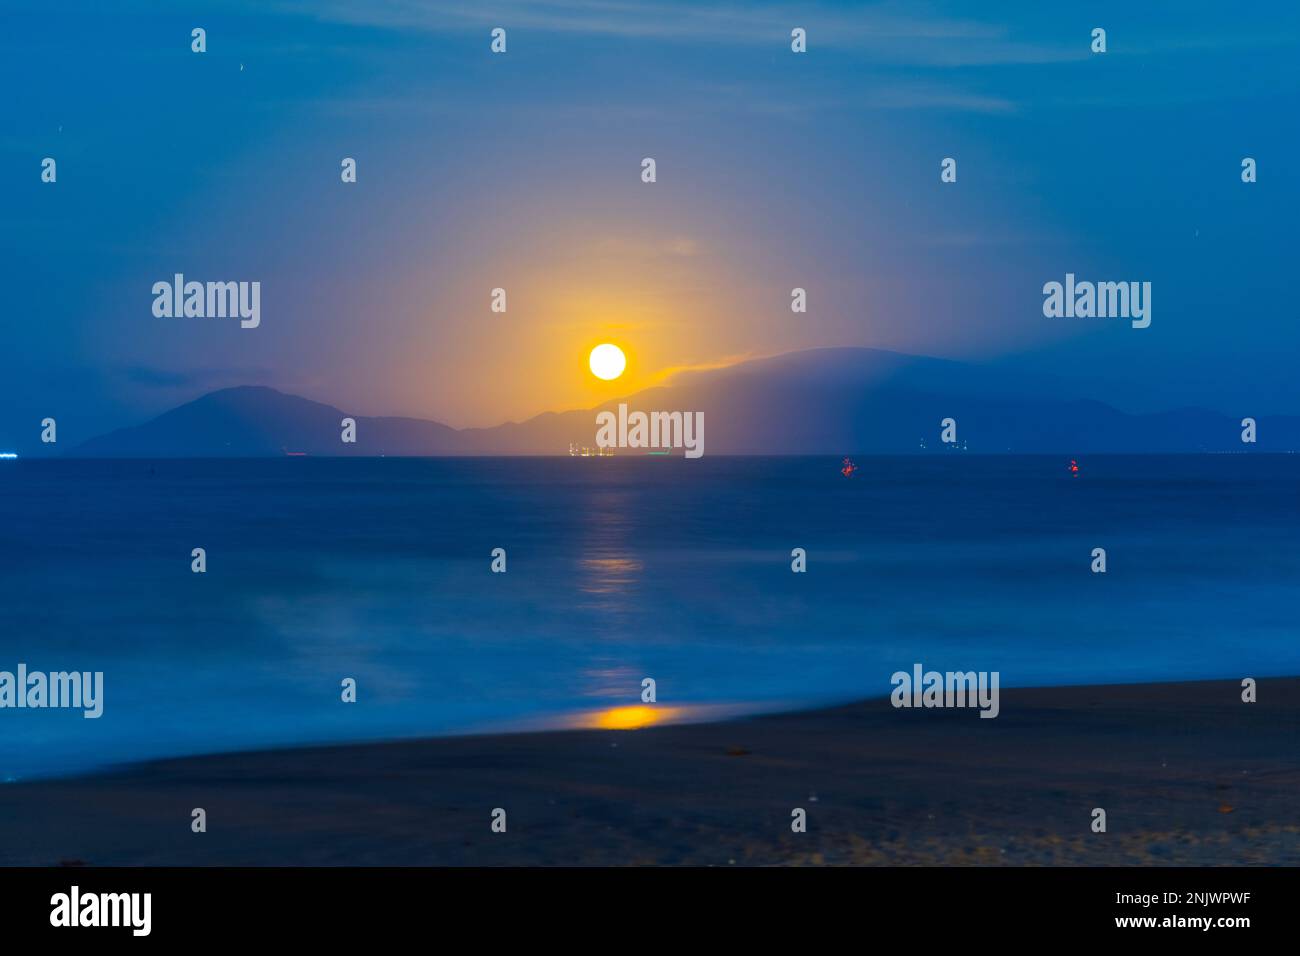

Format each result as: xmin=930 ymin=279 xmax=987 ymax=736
xmin=67 ymin=348 xmax=1300 ymax=457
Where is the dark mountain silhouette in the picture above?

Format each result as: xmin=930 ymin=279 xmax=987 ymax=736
xmin=74 ymin=348 xmax=1300 ymax=456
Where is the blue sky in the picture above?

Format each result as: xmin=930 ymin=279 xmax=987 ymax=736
xmin=2 ymin=1 xmax=1297 ymax=450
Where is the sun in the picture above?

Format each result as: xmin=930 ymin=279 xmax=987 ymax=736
xmin=589 ymin=343 xmax=626 ymax=381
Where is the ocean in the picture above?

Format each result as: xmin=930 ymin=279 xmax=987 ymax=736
xmin=1 ymin=455 xmax=1297 ymax=779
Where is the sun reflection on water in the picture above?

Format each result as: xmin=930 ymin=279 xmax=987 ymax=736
xmin=558 ymin=701 xmax=769 ymax=732
xmin=577 ymin=556 xmax=644 ymax=595
xmin=583 ymin=704 xmax=683 ymax=730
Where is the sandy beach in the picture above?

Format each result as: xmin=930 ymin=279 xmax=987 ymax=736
xmin=1 ymin=678 xmax=1296 ymax=866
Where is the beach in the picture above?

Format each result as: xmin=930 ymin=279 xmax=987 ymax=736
xmin=1 ymin=678 xmax=1295 ymax=866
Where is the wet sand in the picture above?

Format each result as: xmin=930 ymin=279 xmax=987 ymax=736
xmin=1 ymin=678 xmax=1296 ymax=865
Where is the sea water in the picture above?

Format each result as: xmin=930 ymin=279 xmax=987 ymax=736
xmin=1 ymin=455 xmax=1296 ymax=778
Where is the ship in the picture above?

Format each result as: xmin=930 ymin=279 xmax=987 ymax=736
xmin=568 ymin=443 xmax=614 ymax=457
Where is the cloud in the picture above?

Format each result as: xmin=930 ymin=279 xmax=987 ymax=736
xmin=583 ymin=235 xmax=704 ymax=259
xmin=653 ymin=351 xmax=764 ymax=384
xmin=269 ymin=0 xmax=1083 ymax=65
xmin=855 ymin=85 xmax=1018 ymax=114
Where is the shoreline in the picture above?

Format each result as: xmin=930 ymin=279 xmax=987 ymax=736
xmin=1 ymin=677 xmax=1296 ymax=866
xmin=10 ymin=670 xmax=1293 ymax=786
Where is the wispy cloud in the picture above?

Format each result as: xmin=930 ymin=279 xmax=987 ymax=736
xmin=269 ymin=0 xmax=1083 ymax=66
xmin=583 ymin=235 xmax=705 ymax=259
xmin=652 ymin=351 xmax=764 ymax=384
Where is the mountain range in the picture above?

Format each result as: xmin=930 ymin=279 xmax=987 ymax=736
xmin=72 ymin=348 xmax=1299 ymax=456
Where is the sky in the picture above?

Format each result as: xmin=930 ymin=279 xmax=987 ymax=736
xmin=2 ymin=0 xmax=1298 ymax=450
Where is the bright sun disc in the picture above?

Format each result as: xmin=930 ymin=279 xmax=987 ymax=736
xmin=589 ymin=343 xmax=626 ymax=380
